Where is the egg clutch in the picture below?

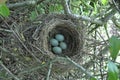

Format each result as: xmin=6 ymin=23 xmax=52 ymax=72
xmin=50 ymin=34 xmax=67 ymax=54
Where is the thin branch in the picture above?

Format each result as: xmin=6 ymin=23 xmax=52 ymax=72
xmin=19 ymin=56 xmax=95 ymax=79
xmin=0 ymin=46 xmax=9 ymax=53
xmin=46 ymin=62 xmax=52 ymax=80
xmin=65 ymin=56 xmax=95 ymax=79
xmin=19 ymin=62 xmax=49 ymax=75
xmin=51 ymin=56 xmax=95 ymax=79
xmin=0 ymin=61 xmax=20 ymax=80
xmin=112 ymin=0 xmax=120 ymax=13
xmin=96 ymin=30 xmax=108 ymax=45
xmin=102 ymin=9 xmax=116 ymax=22
xmin=62 ymin=0 xmax=71 ymax=14
xmin=62 ymin=0 xmax=117 ymax=25
xmin=99 ymin=54 xmax=104 ymax=80
xmin=104 ymin=24 xmax=110 ymax=39
xmin=2 ymin=19 xmax=41 ymax=63
xmin=11 ymin=23 xmax=41 ymax=63
xmin=0 ymin=28 xmax=12 ymax=33
xmin=112 ymin=16 xmax=120 ymax=28
xmin=28 ymin=43 xmax=47 ymax=54
xmin=62 ymin=0 xmax=103 ymax=25
xmin=7 ymin=0 xmax=45 ymax=9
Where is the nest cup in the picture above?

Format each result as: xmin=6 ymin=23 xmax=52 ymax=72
xmin=39 ymin=18 xmax=83 ymax=58
xmin=23 ymin=14 xmax=84 ymax=74
xmin=35 ymin=18 xmax=84 ymax=73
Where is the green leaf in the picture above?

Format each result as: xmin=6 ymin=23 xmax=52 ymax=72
xmin=109 ymin=36 xmax=120 ymax=60
xmin=36 ymin=5 xmax=45 ymax=14
xmin=49 ymin=6 xmax=54 ymax=12
xmin=90 ymin=77 xmax=97 ymax=80
xmin=108 ymin=61 xmax=119 ymax=80
xmin=30 ymin=11 xmax=37 ymax=21
xmin=101 ymin=0 xmax=108 ymax=5
xmin=93 ymin=3 xmax=97 ymax=14
xmin=0 ymin=4 xmax=10 ymax=17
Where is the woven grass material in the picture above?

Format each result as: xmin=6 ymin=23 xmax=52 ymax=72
xmin=0 ymin=14 xmax=85 ymax=80
xmin=23 ymin=14 xmax=85 ymax=74
xmin=39 ymin=18 xmax=83 ymax=57
xmin=29 ymin=14 xmax=84 ymax=73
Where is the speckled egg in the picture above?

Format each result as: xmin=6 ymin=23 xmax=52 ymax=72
xmin=55 ymin=34 xmax=64 ymax=41
xmin=60 ymin=42 xmax=67 ymax=50
xmin=50 ymin=38 xmax=59 ymax=46
xmin=52 ymin=46 xmax=62 ymax=54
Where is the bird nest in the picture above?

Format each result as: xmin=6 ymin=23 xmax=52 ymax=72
xmin=39 ymin=19 xmax=83 ymax=57
xmin=0 ymin=13 xmax=86 ymax=79
xmin=23 ymin=14 xmax=85 ymax=74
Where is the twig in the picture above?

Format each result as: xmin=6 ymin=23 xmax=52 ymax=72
xmin=19 ymin=63 xmax=48 ymax=75
xmin=11 ymin=23 xmax=41 ymax=63
xmin=0 ymin=28 xmax=12 ymax=33
xmin=104 ymin=24 xmax=110 ymax=39
xmin=19 ymin=57 xmax=67 ymax=75
xmin=51 ymin=56 xmax=96 ymax=79
xmin=7 ymin=0 xmax=45 ymax=9
xmin=112 ymin=16 xmax=120 ymax=28
xmin=46 ymin=62 xmax=52 ymax=80
xmin=0 ymin=46 xmax=9 ymax=53
xmin=65 ymin=56 xmax=95 ymax=79
xmin=2 ymin=19 xmax=41 ymax=63
xmin=62 ymin=0 xmax=117 ymax=25
xmin=0 ymin=61 xmax=20 ymax=80
xmin=93 ymin=30 xmax=97 ymax=75
xmin=99 ymin=54 xmax=104 ymax=80
xmin=102 ymin=9 xmax=116 ymax=22
xmin=112 ymin=0 xmax=120 ymax=13
xmin=62 ymin=0 xmax=103 ymax=25
xmin=20 ymin=56 xmax=95 ymax=79
xmin=28 ymin=43 xmax=46 ymax=54
xmin=96 ymin=30 xmax=108 ymax=45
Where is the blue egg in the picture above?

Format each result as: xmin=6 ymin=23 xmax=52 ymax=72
xmin=60 ymin=42 xmax=67 ymax=49
xmin=52 ymin=47 xmax=62 ymax=54
xmin=50 ymin=38 xmax=59 ymax=46
xmin=55 ymin=34 xmax=64 ymax=41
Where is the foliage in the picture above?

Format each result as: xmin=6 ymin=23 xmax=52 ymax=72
xmin=0 ymin=0 xmax=9 ymax=17
xmin=107 ymin=61 xmax=119 ymax=80
xmin=29 ymin=0 xmax=63 ymax=21
xmin=107 ymin=36 xmax=120 ymax=80
xmin=109 ymin=36 xmax=120 ymax=60
xmin=101 ymin=0 xmax=108 ymax=5
xmin=30 ymin=11 xmax=37 ymax=21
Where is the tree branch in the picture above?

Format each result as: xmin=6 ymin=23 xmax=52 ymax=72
xmin=103 ymin=9 xmax=116 ymax=22
xmin=65 ymin=56 xmax=95 ymax=79
xmin=46 ymin=62 xmax=52 ymax=80
xmin=112 ymin=16 xmax=120 ymax=28
xmin=51 ymin=57 xmax=96 ymax=79
xmin=112 ymin=0 xmax=120 ymax=13
xmin=62 ymin=0 xmax=104 ymax=25
xmin=7 ymin=0 xmax=45 ymax=9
